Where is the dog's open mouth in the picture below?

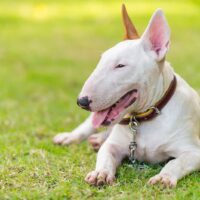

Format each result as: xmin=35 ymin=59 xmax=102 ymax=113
xmin=92 ymin=89 xmax=138 ymax=128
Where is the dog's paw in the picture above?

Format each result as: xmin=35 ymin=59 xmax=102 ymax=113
xmin=148 ymin=173 xmax=177 ymax=188
xmin=88 ymin=133 xmax=107 ymax=151
xmin=53 ymin=132 xmax=80 ymax=145
xmin=85 ymin=170 xmax=115 ymax=186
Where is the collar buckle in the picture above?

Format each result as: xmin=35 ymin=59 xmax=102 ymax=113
xmin=149 ymin=106 xmax=161 ymax=115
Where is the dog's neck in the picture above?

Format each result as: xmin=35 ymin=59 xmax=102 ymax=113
xmin=137 ymin=61 xmax=175 ymax=112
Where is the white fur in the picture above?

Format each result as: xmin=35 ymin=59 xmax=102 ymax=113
xmin=53 ymin=9 xmax=200 ymax=187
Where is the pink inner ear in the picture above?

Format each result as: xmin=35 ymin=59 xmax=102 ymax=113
xmin=149 ymin=16 xmax=168 ymax=54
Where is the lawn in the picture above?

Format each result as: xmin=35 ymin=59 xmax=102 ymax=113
xmin=0 ymin=0 xmax=200 ymax=199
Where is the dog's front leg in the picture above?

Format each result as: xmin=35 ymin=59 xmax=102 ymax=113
xmin=85 ymin=125 xmax=130 ymax=186
xmin=148 ymin=150 xmax=200 ymax=187
xmin=88 ymin=129 xmax=111 ymax=151
xmin=53 ymin=114 xmax=96 ymax=145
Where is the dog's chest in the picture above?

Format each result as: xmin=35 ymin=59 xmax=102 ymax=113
xmin=133 ymin=124 xmax=170 ymax=163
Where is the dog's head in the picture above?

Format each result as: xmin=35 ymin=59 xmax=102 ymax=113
xmin=77 ymin=5 xmax=170 ymax=128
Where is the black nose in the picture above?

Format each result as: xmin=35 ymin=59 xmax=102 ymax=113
xmin=77 ymin=96 xmax=91 ymax=110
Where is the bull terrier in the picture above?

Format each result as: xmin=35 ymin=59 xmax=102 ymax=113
xmin=53 ymin=5 xmax=200 ymax=187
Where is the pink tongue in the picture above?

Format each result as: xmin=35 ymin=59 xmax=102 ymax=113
xmin=92 ymin=109 xmax=110 ymax=128
xmin=92 ymin=91 xmax=138 ymax=128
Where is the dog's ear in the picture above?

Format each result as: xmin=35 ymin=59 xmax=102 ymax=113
xmin=141 ymin=9 xmax=170 ymax=61
xmin=122 ymin=4 xmax=139 ymax=40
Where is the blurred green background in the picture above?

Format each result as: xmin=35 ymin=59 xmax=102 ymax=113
xmin=0 ymin=0 xmax=199 ymax=199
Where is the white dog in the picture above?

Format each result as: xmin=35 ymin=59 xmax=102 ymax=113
xmin=53 ymin=5 xmax=200 ymax=187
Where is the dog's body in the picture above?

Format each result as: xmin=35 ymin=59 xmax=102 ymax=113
xmin=54 ymin=6 xmax=200 ymax=187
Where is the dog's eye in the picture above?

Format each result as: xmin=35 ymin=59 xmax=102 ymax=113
xmin=115 ymin=64 xmax=125 ymax=68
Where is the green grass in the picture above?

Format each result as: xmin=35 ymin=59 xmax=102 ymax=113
xmin=0 ymin=0 xmax=200 ymax=199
